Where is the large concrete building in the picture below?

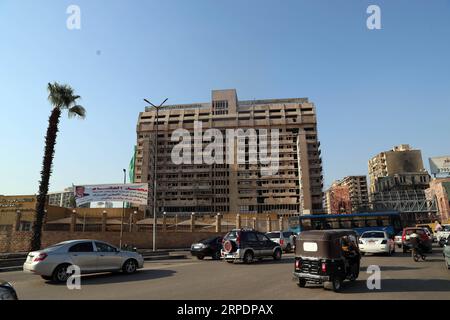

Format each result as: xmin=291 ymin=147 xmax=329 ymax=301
xmin=134 ymin=89 xmax=323 ymax=216
xmin=368 ymin=144 xmax=430 ymax=194
xmin=368 ymin=145 xmax=434 ymax=223
xmin=336 ymin=176 xmax=369 ymax=213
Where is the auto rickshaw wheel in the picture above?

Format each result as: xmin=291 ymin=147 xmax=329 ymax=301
xmin=324 ymin=277 xmax=342 ymax=292
xmin=297 ymin=279 xmax=307 ymax=288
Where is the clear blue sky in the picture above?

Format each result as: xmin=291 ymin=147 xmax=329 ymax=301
xmin=1 ymin=0 xmax=449 ymax=195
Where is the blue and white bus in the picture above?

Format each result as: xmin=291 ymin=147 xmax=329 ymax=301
xmin=288 ymin=212 xmax=403 ymax=236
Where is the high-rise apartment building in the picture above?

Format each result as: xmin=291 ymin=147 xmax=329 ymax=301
xmin=368 ymin=144 xmax=430 ymax=194
xmin=339 ymin=176 xmax=369 ymax=212
xmin=134 ymin=89 xmax=323 ymax=216
xmin=323 ymin=176 xmax=369 ymax=214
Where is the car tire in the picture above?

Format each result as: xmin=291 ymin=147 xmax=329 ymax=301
xmin=196 ymin=255 xmax=205 ymax=260
xmin=285 ymin=244 xmax=292 ymax=253
xmin=52 ymin=264 xmax=71 ymax=283
xmin=273 ymin=249 xmax=282 ymax=261
xmin=243 ymin=251 xmax=254 ymax=264
xmin=297 ymin=279 xmax=307 ymax=288
xmin=41 ymin=275 xmax=52 ymax=281
xmin=122 ymin=259 xmax=138 ymax=274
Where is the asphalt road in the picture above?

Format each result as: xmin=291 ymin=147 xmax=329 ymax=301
xmin=3 ymin=244 xmax=450 ymax=300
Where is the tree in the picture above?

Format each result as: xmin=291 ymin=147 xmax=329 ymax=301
xmin=30 ymin=82 xmax=86 ymax=251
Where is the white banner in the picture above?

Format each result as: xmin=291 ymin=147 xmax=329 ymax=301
xmin=429 ymin=156 xmax=450 ymax=175
xmin=74 ymin=183 xmax=149 ymax=206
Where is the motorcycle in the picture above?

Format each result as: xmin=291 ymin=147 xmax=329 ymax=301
xmin=411 ymin=244 xmax=426 ymax=262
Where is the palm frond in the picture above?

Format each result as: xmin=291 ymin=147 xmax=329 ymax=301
xmin=68 ymin=105 xmax=86 ymax=119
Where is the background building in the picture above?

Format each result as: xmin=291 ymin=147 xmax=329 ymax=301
xmin=48 ymin=187 xmax=90 ymax=208
xmin=134 ymin=89 xmax=323 ymax=216
xmin=368 ymin=144 xmax=430 ymax=194
xmin=426 ymin=178 xmax=450 ymax=222
xmin=368 ymin=144 xmax=434 ymax=223
xmin=338 ymin=176 xmax=369 ymax=213
xmin=323 ymin=182 xmax=352 ymax=214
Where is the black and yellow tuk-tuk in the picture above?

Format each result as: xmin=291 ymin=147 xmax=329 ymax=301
xmin=292 ymin=229 xmax=361 ymax=292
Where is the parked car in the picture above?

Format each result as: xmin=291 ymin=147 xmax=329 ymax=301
xmin=359 ymin=230 xmax=395 ymax=256
xmin=221 ymin=228 xmax=282 ymax=264
xmin=402 ymin=227 xmax=433 ymax=253
xmin=0 ymin=280 xmax=18 ymax=300
xmin=266 ymin=231 xmax=295 ymax=252
xmin=293 ymin=229 xmax=361 ymax=292
xmin=394 ymin=231 xmax=403 ymax=248
xmin=437 ymin=224 xmax=450 ymax=247
xmin=443 ymin=236 xmax=450 ymax=270
xmin=190 ymin=236 xmax=223 ymax=260
xmin=23 ymin=240 xmax=144 ymax=282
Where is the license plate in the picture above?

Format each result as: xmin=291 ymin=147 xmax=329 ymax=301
xmin=368 ymin=240 xmax=375 ymax=244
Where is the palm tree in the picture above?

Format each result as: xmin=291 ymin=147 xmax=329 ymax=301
xmin=30 ymin=82 xmax=86 ymax=251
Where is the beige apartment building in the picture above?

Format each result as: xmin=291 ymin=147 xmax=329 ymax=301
xmin=368 ymin=144 xmax=430 ymax=194
xmin=133 ymin=89 xmax=323 ymax=216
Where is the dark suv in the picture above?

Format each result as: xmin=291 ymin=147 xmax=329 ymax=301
xmin=221 ymin=228 xmax=283 ymax=264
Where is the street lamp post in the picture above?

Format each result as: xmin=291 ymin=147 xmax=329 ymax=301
xmin=144 ymin=98 xmax=168 ymax=252
xmin=119 ymin=168 xmax=126 ymax=249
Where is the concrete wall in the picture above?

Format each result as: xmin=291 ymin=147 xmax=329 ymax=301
xmin=0 ymin=230 xmax=225 ymax=253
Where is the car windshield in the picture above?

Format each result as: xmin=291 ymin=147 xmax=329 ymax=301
xmin=266 ymin=232 xmax=280 ymax=239
xmin=362 ymin=232 xmax=385 ymax=238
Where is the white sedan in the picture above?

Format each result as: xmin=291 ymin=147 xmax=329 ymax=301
xmin=359 ymin=231 xmax=395 ymax=256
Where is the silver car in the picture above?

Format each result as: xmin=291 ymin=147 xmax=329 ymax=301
xmin=266 ymin=231 xmax=296 ymax=252
xmin=23 ymin=239 xmax=144 ymax=282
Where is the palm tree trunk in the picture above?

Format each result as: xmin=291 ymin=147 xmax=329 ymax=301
xmin=30 ymin=108 xmax=61 ymax=251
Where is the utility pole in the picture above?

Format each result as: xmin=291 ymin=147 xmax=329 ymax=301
xmin=144 ymin=98 xmax=168 ymax=252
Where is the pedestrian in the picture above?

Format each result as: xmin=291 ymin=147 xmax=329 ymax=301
xmin=435 ymin=220 xmax=442 ymax=233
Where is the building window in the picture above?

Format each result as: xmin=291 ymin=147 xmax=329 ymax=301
xmin=213 ymin=100 xmax=229 ymax=115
